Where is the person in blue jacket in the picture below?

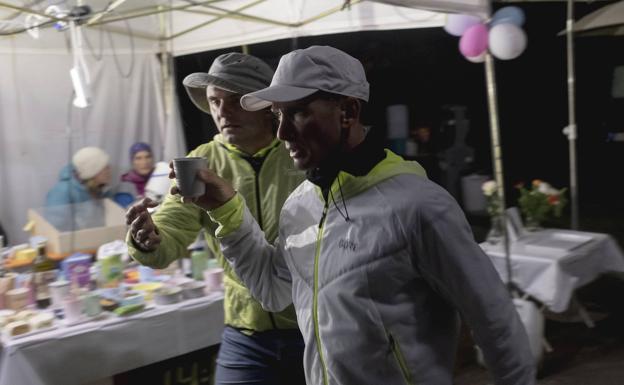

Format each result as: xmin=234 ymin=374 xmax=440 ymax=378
xmin=45 ymin=146 xmax=116 ymax=230
xmin=46 ymin=146 xmax=113 ymax=206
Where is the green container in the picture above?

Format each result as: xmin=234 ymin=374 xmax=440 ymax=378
xmin=98 ymin=254 xmax=123 ymax=288
xmin=190 ymin=249 xmax=209 ymax=281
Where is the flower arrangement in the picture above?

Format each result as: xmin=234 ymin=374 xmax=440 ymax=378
xmin=482 ymin=180 xmax=503 ymax=243
xmin=515 ymin=179 xmax=567 ymax=229
xmin=481 ymin=180 xmax=502 ymax=216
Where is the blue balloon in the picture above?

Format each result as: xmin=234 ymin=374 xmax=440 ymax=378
xmin=491 ymin=6 xmax=525 ymax=27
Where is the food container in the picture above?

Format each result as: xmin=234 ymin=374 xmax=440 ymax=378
xmin=120 ymin=291 xmax=144 ymax=307
xmin=62 ymin=296 xmax=84 ymax=323
xmin=131 ymin=282 xmax=163 ymax=302
xmin=180 ymin=281 xmax=206 ymax=300
xmin=99 ymin=298 xmax=119 ymax=312
xmin=2 ymin=320 xmax=30 ymax=339
xmin=0 ymin=273 xmax=17 ymax=309
xmin=138 ymin=265 xmax=155 ymax=282
xmin=5 ymin=288 xmax=30 ymax=310
xmin=82 ymin=292 xmax=102 ymax=317
xmin=154 ymin=286 xmax=182 ymax=306
xmin=98 ymin=253 xmax=123 ymax=288
xmin=61 ymin=253 xmax=92 ymax=288
xmin=48 ymin=280 xmax=71 ymax=309
xmin=29 ymin=312 xmax=55 ymax=330
xmin=203 ymin=267 xmax=224 ymax=292
xmin=0 ymin=309 xmax=16 ymax=328
xmin=28 ymin=199 xmax=127 ymax=258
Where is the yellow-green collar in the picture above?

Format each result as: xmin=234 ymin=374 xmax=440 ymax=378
xmin=214 ymin=134 xmax=280 ymax=158
xmin=316 ymin=150 xmax=427 ymax=201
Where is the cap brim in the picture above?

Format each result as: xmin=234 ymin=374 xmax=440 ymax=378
xmin=183 ymin=72 xmax=257 ymax=114
xmin=240 ymin=85 xmax=318 ymax=111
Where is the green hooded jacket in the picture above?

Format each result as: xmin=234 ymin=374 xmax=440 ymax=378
xmin=127 ymin=134 xmax=306 ymax=332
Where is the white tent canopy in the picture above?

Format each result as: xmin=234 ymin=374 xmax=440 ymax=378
xmin=0 ymin=0 xmax=490 ymax=244
xmin=1 ymin=0 xmax=490 ymax=55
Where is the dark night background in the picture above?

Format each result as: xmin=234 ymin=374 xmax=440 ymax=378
xmin=173 ymin=2 xmax=624 ymax=230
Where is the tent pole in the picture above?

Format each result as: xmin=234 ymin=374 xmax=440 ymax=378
xmin=485 ymin=52 xmax=514 ymax=293
xmin=566 ymin=0 xmax=579 ymax=229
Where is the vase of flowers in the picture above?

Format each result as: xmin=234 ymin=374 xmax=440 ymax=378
xmin=516 ymin=179 xmax=567 ymax=231
xmin=482 ymin=180 xmax=503 ymax=244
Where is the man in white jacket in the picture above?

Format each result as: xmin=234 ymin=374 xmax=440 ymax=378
xmin=173 ymin=45 xmax=536 ymax=385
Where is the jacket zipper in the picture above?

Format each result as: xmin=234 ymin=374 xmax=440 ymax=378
xmin=253 ymin=173 xmax=264 ymax=230
xmin=387 ymin=332 xmax=414 ymax=385
xmin=252 ymin=160 xmax=279 ymax=329
xmin=238 ymin=148 xmax=279 ymax=330
xmin=314 ymin=201 xmax=330 ymax=385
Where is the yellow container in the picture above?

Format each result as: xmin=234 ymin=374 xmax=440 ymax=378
xmin=131 ymin=282 xmax=163 ymax=301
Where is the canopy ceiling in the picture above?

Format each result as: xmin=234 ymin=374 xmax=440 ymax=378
xmin=0 ymin=0 xmax=494 ymax=56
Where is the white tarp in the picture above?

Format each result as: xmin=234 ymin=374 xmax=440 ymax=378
xmin=0 ymin=46 xmax=183 ymax=244
xmin=0 ymin=0 xmax=490 ymax=243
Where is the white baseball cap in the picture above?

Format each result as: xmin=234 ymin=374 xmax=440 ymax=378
xmin=240 ymin=46 xmax=370 ymax=111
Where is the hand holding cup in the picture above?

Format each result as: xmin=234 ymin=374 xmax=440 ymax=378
xmin=169 ymin=159 xmax=236 ymax=210
xmin=172 ymin=157 xmax=206 ymax=197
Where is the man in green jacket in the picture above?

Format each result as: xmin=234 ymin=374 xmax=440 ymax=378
xmin=170 ymin=46 xmax=536 ymax=385
xmin=125 ymin=53 xmax=306 ymax=385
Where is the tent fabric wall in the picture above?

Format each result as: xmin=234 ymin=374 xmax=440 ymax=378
xmin=0 ymin=48 xmax=185 ymax=244
xmin=0 ymin=0 xmax=492 ymax=245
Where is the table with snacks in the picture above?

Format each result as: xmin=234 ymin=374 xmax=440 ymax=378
xmin=0 ymin=291 xmax=224 ymax=385
xmin=0 ymin=237 xmax=226 ymax=385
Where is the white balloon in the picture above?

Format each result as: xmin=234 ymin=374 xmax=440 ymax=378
xmin=444 ymin=14 xmax=482 ymax=37
xmin=488 ymin=23 xmax=527 ymax=60
xmin=466 ymin=52 xmax=486 ymax=63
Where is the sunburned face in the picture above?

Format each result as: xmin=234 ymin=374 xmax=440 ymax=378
xmin=272 ymin=94 xmax=344 ymax=170
xmin=206 ymin=86 xmax=273 ymax=153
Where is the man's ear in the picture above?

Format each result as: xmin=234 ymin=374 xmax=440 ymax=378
xmin=341 ymin=97 xmax=361 ymax=127
xmin=264 ymin=108 xmax=279 ymax=133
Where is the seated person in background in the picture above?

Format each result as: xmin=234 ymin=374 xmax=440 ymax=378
xmin=119 ymin=142 xmax=155 ymax=199
xmin=46 ymin=146 xmax=113 ymax=206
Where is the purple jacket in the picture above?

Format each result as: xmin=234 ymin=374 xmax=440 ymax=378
xmin=120 ymin=170 xmax=151 ymax=197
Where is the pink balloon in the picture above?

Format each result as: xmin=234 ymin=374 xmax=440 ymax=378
xmin=459 ymin=23 xmax=489 ymax=58
xmin=444 ymin=14 xmax=481 ymax=37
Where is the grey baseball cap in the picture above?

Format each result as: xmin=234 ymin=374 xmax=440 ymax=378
xmin=240 ymin=46 xmax=370 ymax=111
xmin=183 ymin=52 xmax=274 ymax=114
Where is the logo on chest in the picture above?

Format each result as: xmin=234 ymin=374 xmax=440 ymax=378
xmin=338 ymin=238 xmax=357 ymax=252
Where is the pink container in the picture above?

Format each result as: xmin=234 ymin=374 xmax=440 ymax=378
xmin=203 ymin=268 xmax=224 ymax=292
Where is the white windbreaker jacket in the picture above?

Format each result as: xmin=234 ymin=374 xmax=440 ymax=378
xmin=210 ymin=150 xmax=535 ymax=385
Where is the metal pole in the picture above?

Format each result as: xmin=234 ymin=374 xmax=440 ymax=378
xmin=484 ymin=52 xmax=514 ymax=292
xmin=566 ymin=0 xmax=580 ymax=229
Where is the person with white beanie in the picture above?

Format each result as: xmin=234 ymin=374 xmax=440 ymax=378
xmin=46 ymin=146 xmax=113 ymax=207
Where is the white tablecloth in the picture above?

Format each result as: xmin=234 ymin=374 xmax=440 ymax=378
xmin=481 ymin=229 xmax=624 ymax=312
xmin=0 ymin=292 xmax=224 ymax=385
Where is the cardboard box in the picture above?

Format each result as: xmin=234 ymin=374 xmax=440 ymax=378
xmin=28 ymin=199 xmax=127 ymax=259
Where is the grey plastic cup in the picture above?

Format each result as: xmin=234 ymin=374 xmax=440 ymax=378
xmin=172 ymin=157 xmax=206 ymax=197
